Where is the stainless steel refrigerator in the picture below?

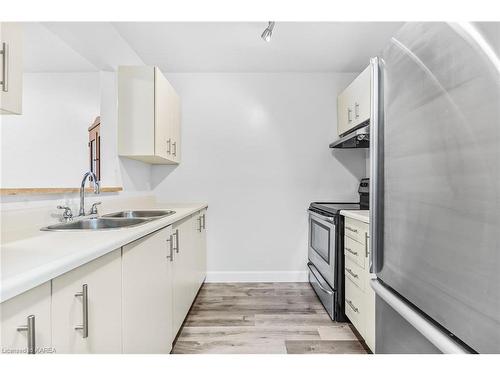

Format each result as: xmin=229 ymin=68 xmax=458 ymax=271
xmin=369 ymin=22 xmax=500 ymax=353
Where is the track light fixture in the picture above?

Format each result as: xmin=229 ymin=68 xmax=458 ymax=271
xmin=261 ymin=22 xmax=275 ymax=42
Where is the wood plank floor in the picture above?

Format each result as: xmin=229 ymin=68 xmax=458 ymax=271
xmin=172 ymin=282 xmax=369 ymax=354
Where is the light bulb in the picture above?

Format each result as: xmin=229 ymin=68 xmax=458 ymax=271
xmin=261 ymin=22 xmax=275 ymax=42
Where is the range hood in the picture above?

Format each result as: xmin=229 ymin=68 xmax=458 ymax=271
xmin=329 ymin=124 xmax=370 ymax=149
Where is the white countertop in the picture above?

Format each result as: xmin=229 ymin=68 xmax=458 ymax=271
xmin=340 ymin=210 xmax=369 ymax=223
xmin=0 ymin=203 xmax=207 ymax=303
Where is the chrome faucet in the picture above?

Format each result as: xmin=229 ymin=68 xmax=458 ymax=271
xmin=79 ymin=171 xmax=100 ymax=216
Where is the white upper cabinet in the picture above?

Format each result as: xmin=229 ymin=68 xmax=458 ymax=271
xmin=337 ymin=65 xmax=371 ymax=136
xmin=118 ymin=66 xmax=181 ymax=164
xmin=51 ymin=250 xmax=122 ymax=354
xmin=0 ymin=22 xmax=23 ymax=115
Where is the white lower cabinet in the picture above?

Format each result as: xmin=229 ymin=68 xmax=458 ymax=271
xmin=122 ymin=227 xmax=173 ymax=354
xmin=1 ymin=208 xmax=208 ymax=354
xmin=51 ymin=249 xmax=122 ymax=353
xmin=172 ymin=211 xmax=207 ymax=335
xmin=172 ymin=215 xmax=196 ymax=334
xmin=0 ymin=282 xmax=51 ymax=354
xmin=196 ymin=209 xmax=207 ymax=286
xmin=344 ymin=216 xmax=376 ymax=352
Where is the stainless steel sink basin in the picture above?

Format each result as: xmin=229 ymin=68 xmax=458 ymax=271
xmin=103 ymin=210 xmax=175 ymax=219
xmin=41 ymin=217 xmax=150 ymax=231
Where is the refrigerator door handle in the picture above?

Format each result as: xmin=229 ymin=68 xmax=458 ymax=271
xmin=370 ymin=279 xmax=471 ymax=354
xmin=369 ymin=56 xmax=383 ymax=274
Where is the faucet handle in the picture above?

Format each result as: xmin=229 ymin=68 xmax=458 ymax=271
xmin=90 ymin=202 xmax=102 ymax=215
xmin=57 ymin=206 xmax=73 ymax=222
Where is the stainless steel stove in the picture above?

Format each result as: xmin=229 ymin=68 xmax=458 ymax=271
xmin=307 ymin=178 xmax=369 ymax=321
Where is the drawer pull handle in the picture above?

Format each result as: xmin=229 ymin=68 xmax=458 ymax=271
xmin=17 ymin=315 xmax=35 ymax=354
xmin=346 ymin=299 xmax=359 ymax=313
xmin=1 ymin=42 xmax=9 ymax=92
xmin=75 ymin=284 xmax=89 ymax=338
xmin=197 ymin=216 xmax=202 ymax=232
xmin=345 ymin=247 xmax=358 ymax=256
xmin=346 ymin=268 xmax=358 ymax=278
xmin=173 ymin=229 xmax=179 ymax=253
xmin=346 ymin=226 xmax=358 ymax=233
xmin=166 ymin=235 xmax=174 ymax=261
xmin=307 ymin=262 xmax=333 ymax=296
xmin=365 ymin=232 xmax=369 ymax=258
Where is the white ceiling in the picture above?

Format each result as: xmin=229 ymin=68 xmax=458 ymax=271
xmin=42 ymin=22 xmax=145 ymax=71
xmin=23 ymin=22 xmax=404 ymax=73
xmin=113 ymin=22 xmax=404 ymax=72
xmin=23 ymin=23 xmax=98 ymax=72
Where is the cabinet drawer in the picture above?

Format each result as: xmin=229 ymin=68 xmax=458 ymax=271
xmin=344 ymin=235 xmax=366 ymax=269
xmin=344 ymin=217 xmax=369 ymax=244
xmin=344 ymin=256 xmax=366 ymax=291
xmin=344 ymin=277 xmax=365 ymax=335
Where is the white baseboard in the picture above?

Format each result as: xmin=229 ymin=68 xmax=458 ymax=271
xmin=205 ymin=271 xmax=308 ymax=283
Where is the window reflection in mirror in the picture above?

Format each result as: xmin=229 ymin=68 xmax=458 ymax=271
xmin=88 ymin=116 xmax=101 ymax=182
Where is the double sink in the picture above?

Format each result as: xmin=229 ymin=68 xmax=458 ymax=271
xmin=42 ymin=210 xmax=176 ymax=231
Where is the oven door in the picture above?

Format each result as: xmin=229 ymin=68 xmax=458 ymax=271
xmin=308 ymin=210 xmax=336 ymax=288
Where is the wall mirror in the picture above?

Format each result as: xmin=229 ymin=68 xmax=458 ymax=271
xmin=0 ymin=23 xmax=123 ymax=195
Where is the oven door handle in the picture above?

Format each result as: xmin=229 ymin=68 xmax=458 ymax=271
xmin=308 ymin=210 xmax=335 ymax=224
xmin=307 ymin=262 xmax=334 ymax=296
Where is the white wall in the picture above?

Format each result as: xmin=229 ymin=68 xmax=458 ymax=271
xmin=152 ymin=73 xmax=367 ymax=281
xmin=1 ymin=73 xmax=100 ymax=187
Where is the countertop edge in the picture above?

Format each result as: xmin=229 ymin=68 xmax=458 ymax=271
xmin=340 ymin=209 xmax=370 ymax=224
xmin=1 ymin=203 xmax=208 ymax=303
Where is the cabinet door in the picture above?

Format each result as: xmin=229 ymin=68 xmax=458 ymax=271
xmin=350 ymin=66 xmax=371 ymax=127
xmin=337 ymin=89 xmax=349 ymax=136
xmin=1 ymin=282 xmax=51 ymax=354
xmin=154 ymin=67 xmax=171 ymax=161
xmin=122 ymin=227 xmax=173 ymax=354
xmin=337 ymin=88 xmax=355 ymax=136
xmin=172 ymin=215 xmax=197 ymax=335
xmin=0 ymin=22 xmax=23 ymax=115
xmin=51 ymin=250 xmax=122 ymax=353
xmin=170 ymin=89 xmax=181 ymax=163
xmin=117 ymin=66 xmax=155 ymax=157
